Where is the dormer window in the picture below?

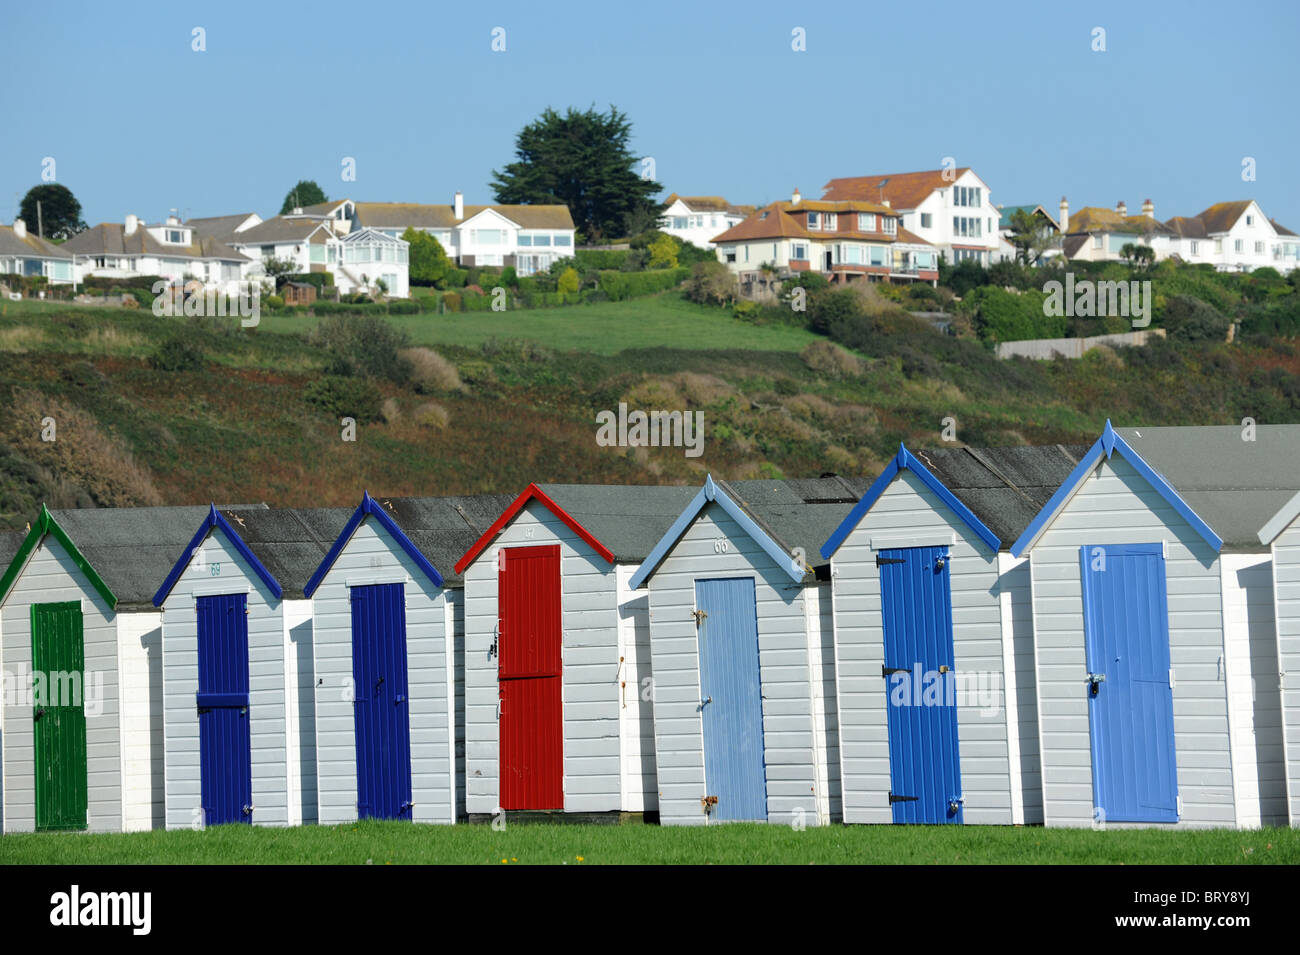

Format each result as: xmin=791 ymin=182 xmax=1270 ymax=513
xmin=859 ymin=213 xmax=875 ymax=232
xmin=883 ymin=217 xmax=897 ymax=235
xmin=824 ymin=213 xmax=837 ymax=230
xmin=164 ymin=228 xmax=188 ymax=244
xmin=807 ymin=212 xmax=820 ymax=229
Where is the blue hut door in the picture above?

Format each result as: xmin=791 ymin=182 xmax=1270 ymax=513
xmin=696 ymin=577 xmax=767 ymax=821
xmin=351 ymin=583 xmax=413 ymax=820
xmin=1080 ymin=543 xmax=1179 ymax=823
xmin=879 ymin=545 xmax=963 ymax=823
xmin=196 ymin=593 xmax=253 ymax=825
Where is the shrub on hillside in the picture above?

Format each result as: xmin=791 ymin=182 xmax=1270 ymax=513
xmin=308 ymin=313 xmax=412 ymax=382
xmin=150 ymin=338 xmax=205 ymax=372
xmin=441 ymin=292 xmax=462 ymax=312
xmin=969 ymin=286 xmax=1060 ymax=343
xmin=800 ymin=340 xmax=863 ymax=377
xmin=684 ymin=260 xmax=738 ymax=306
xmin=1161 ymin=294 xmax=1231 ymax=343
xmin=399 ymin=347 xmax=465 ymax=393
xmin=304 ymin=375 xmax=383 ymax=423
xmin=597 ymin=267 xmax=688 ymax=301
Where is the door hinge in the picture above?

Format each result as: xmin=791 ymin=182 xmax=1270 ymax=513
xmin=876 ymin=555 xmax=906 ymax=566
xmin=888 ymin=793 xmax=918 ymax=804
xmin=882 ymin=666 xmax=909 ymax=677
xmin=1169 ymin=667 xmax=1175 ymax=689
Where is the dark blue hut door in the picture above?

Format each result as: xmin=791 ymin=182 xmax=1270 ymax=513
xmin=351 ymin=582 xmax=414 ymax=820
xmin=196 ymin=593 xmax=253 ymax=825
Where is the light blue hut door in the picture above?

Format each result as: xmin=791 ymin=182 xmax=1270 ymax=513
xmin=695 ymin=577 xmax=767 ymax=821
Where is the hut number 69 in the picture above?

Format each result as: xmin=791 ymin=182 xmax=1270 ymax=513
xmin=209 ymin=562 xmax=221 ymax=576
xmin=713 ymin=540 xmax=728 ymax=554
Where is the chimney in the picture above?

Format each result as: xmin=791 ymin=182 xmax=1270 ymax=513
xmin=882 ymin=199 xmax=891 ymax=208
xmin=166 ymin=214 xmax=180 ymax=225
xmin=1116 ymin=200 xmax=1127 ymax=216
xmin=454 ymin=191 xmax=464 ymax=221
xmin=13 ymin=218 xmax=26 ymax=239
xmin=292 ymin=206 xmax=303 ymax=215
xmin=1141 ymin=198 xmax=1154 ymax=219
xmin=1059 ymin=196 xmax=1069 ymax=232
xmin=791 ymin=188 xmax=801 ymax=206
xmin=125 ymin=213 xmax=139 ymax=236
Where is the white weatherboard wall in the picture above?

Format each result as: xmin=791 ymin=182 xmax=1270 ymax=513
xmin=646 ymin=503 xmax=821 ymax=827
xmin=998 ymin=554 xmax=1043 ymax=824
xmin=283 ymin=599 xmax=315 ymax=825
xmin=118 ymin=610 xmax=164 ymax=831
xmin=448 ymin=589 xmax=466 ymax=819
xmin=830 ymin=471 xmax=1012 ymax=825
xmin=1029 ymin=454 xmax=1234 ymax=827
xmin=806 ymin=581 xmax=841 ymax=823
xmin=1220 ymin=555 xmax=1286 ymax=827
xmin=616 ymin=565 xmax=657 ymax=814
xmin=463 ymin=501 xmax=621 ymax=814
xmin=1273 ymin=521 xmax=1300 ymax=826
xmin=1 ymin=537 xmax=122 ymax=832
xmin=161 ymin=532 xmax=289 ymax=829
xmin=311 ymin=519 xmax=453 ymax=825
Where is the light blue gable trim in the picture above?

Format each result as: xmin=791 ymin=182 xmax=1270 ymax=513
xmin=629 ymin=474 xmax=803 ymax=589
xmin=819 ymin=444 xmax=1001 ymax=560
xmin=153 ymin=504 xmax=283 ymax=606
xmin=1010 ymin=420 xmax=1223 ymax=556
xmin=304 ymin=491 xmax=444 ymax=597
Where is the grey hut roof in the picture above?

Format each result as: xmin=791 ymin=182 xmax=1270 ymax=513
xmin=215 ymin=505 xmax=352 ymax=599
xmin=535 ymin=484 xmax=705 ymax=563
xmin=321 ymin=494 xmax=519 ymax=588
xmin=49 ymin=504 xmax=265 ymax=609
xmin=0 ymin=530 xmax=25 ymax=574
xmin=908 ymin=445 xmax=1090 ymax=547
xmin=721 ymin=477 xmax=871 ymax=563
xmin=1115 ymin=425 xmax=1300 ymax=548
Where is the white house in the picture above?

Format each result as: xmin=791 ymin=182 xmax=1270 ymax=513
xmin=226 ymin=209 xmax=410 ymax=298
xmin=658 ymin=194 xmax=752 ymax=249
xmin=0 ymin=220 xmax=74 ymax=286
xmin=62 ymin=215 xmax=251 ymax=293
xmin=340 ymin=195 xmax=577 ymax=276
xmin=823 ymin=168 xmax=1001 ymax=266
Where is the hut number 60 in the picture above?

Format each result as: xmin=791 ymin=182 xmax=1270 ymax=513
xmin=713 ymin=539 xmax=729 ymax=554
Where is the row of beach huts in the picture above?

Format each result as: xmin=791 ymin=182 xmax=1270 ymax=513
xmin=2 ymin=422 xmax=1300 ymax=832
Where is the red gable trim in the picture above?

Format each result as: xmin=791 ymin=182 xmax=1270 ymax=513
xmin=453 ymin=483 xmax=615 ymax=574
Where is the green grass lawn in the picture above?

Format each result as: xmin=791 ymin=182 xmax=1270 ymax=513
xmin=1 ymin=821 xmax=1295 ymax=865
xmin=256 ymin=292 xmax=820 ymax=355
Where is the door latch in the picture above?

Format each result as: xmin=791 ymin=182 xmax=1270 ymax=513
xmin=948 ymin=797 xmax=963 ymax=815
xmin=1087 ymin=672 xmax=1105 ymax=696
xmin=701 ymin=795 xmax=718 ymax=814
xmin=700 ymin=696 xmax=713 ymax=709
xmin=33 ymin=707 xmax=45 ymax=721
xmin=242 ymin=804 xmax=254 ymax=815
xmin=691 ymin=609 xmax=708 ymax=626
xmin=934 ymin=556 xmax=946 ymax=571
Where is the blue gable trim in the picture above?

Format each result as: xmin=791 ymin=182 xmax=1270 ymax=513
xmin=1010 ymin=420 xmax=1223 ymax=557
xmin=819 ymin=444 xmax=1001 ymax=560
xmin=152 ymin=504 xmax=283 ymax=606
xmin=304 ymin=491 xmax=444 ymax=598
xmin=629 ymin=475 xmax=804 ymax=589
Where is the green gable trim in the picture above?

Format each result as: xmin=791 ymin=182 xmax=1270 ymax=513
xmin=0 ymin=505 xmax=118 ymax=611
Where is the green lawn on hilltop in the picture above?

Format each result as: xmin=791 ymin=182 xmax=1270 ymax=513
xmin=0 ymin=820 xmax=1294 ymax=865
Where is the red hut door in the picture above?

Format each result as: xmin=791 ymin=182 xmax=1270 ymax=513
xmin=498 ymin=545 xmax=563 ymax=809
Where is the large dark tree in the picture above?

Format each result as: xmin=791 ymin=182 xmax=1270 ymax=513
xmin=19 ymin=184 xmax=86 ymax=239
xmin=280 ymin=180 xmax=328 ymax=214
xmin=490 ymin=106 xmax=663 ymax=241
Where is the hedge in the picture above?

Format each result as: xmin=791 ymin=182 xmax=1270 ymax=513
xmin=576 ymin=249 xmax=630 ymax=270
xmin=283 ymin=272 xmax=333 ymax=292
xmin=597 ymin=266 xmax=690 ymax=301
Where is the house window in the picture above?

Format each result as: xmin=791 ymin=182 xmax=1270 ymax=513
xmin=1093 ymin=236 xmax=1103 ymax=250
xmin=1215 ymin=239 xmax=1223 ymax=253
xmin=791 ymin=243 xmax=808 ymax=260
xmin=744 ymin=246 xmax=749 ymax=262
xmin=807 ymin=212 xmax=820 ymax=230
xmin=973 ymin=188 xmax=981 ymax=208
xmin=554 ymin=234 xmax=571 ymax=246
xmin=165 ymin=229 xmax=185 ymax=243
xmin=920 ymin=213 xmax=932 ymax=229
xmin=309 ymin=245 xmax=326 ymax=263
xmin=870 ymin=246 xmax=886 ymax=266
xmin=672 ymin=217 xmax=688 ymax=229
xmin=725 ymin=248 xmax=737 ymax=263
xmin=858 ymin=213 xmax=875 ymax=232
xmin=261 ymin=245 xmax=275 ymax=257
xmin=1246 ymin=215 xmax=1254 ymax=226
xmin=883 ymin=217 xmax=897 ymax=235
xmin=533 ymin=234 xmax=552 ymax=246
xmin=473 ymin=229 xmax=503 ymax=244
xmin=1190 ymin=240 xmax=1199 ymax=254
xmin=1255 ymin=241 xmax=1264 ymax=254
xmin=518 ymin=234 xmax=532 ymax=246
xmin=824 ymin=213 xmax=837 ymax=230
xmin=1235 ymin=239 xmax=1243 ymax=253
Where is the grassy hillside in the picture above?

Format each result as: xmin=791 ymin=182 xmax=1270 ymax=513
xmin=1 ymin=290 xmax=1298 ymax=529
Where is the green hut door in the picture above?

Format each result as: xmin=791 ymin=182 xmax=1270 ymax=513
xmin=32 ymin=601 xmax=88 ymax=830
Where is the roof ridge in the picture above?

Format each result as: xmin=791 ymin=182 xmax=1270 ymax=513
xmin=961 ymin=446 xmax=1040 ymax=508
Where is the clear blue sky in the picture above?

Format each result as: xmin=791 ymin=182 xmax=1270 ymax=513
xmin=3 ymin=0 xmax=1297 ymax=229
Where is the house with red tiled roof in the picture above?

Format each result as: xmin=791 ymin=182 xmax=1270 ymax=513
xmin=711 ymin=189 xmax=939 ymax=293
xmin=822 ymin=168 xmax=1000 ymax=266
xmin=659 ymin=194 xmax=754 ymax=249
